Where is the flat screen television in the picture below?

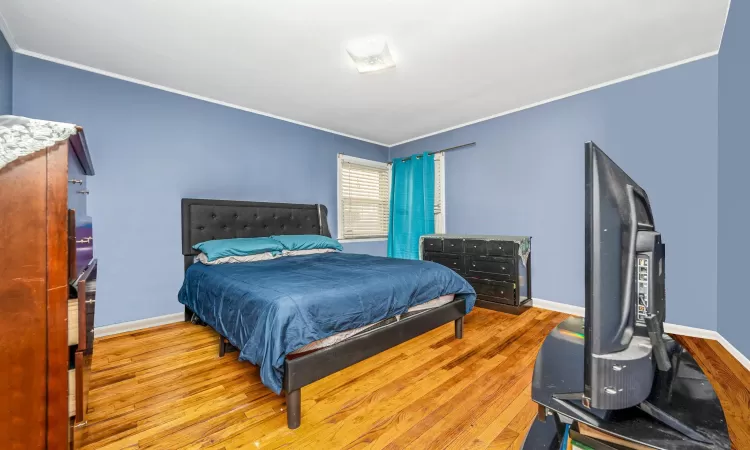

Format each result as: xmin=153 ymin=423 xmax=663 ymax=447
xmin=584 ymin=142 xmax=667 ymax=410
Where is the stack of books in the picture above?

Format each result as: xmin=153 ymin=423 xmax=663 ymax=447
xmin=560 ymin=423 xmax=652 ymax=450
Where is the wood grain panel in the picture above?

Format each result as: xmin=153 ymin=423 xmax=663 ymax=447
xmin=0 ymin=152 xmax=49 ymax=449
xmin=47 ymin=142 xmax=71 ymax=449
xmin=74 ymin=309 xmax=750 ymax=449
xmin=674 ymin=335 xmax=750 ymax=448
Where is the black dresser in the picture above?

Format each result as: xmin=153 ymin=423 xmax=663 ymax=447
xmin=420 ymin=234 xmax=532 ymax=314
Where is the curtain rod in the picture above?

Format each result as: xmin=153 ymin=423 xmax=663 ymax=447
xmin=388 ymin=142 xmax=476 ymax=164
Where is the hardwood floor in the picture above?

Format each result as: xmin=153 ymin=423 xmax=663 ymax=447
xmin=76 ymin=308 xmax=750 ymax=449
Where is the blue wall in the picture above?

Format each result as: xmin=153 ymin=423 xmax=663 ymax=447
xmin=8 ymin=40 xmax=736 ymax=340
xmin=718 ymin=2 xmax=750 ymax=357
xmin=12 ymin=54 xmax=388 ymax=326
xmin=391 ymin=57 xmax=719 ymax=330
xmin=0 ymin=31 xmax=12 ymax=114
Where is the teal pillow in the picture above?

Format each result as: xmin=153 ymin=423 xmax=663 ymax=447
xmin=271 ymin=235 xmax=343 ymax=252
xmin=192 ymin=237 xmax=284 ymax=262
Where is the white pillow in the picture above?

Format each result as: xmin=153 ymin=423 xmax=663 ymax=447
xmin=195 ymin=251 xmax=279 ymax=265
xmin=281 ymin=248 xmax=339 ymax=257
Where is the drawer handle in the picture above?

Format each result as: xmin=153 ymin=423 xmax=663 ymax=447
xmin=472 ymin=264 xmax=476 ymax=267
xmin=85 ymin=299 xmax=95 ymax=304
xmin=78 ymin=189 xmax=90 ymax=195
xmin=76 ymin=237 xmax=92 ymax=244
xmin=69 ymin=179 xmax=84 ymax=185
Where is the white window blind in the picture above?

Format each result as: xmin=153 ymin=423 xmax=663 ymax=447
xmin=337 ymin=155 xmax=391 ymax=240
xmin=434 ymin=152 xmax=446 ymax=233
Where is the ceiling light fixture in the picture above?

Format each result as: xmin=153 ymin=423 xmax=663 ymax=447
xmin=346 ymin=37 xmax=395 ymax=74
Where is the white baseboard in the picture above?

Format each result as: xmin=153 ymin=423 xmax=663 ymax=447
xmin=532 ymin=298 xmax=586 ymax=317
xmin=532 ymin=297 xmax=719 ymax=338
xmin=662 ymin=323 xmax=720 ymax=340
xmin=94 ymin=312 xmax=184 ymax=338
xmin=92 ymin=299 xmax=749 ymax=372
xmin=717 ymin=334 xmax=750 ymax=372
xmin=531 ymin=297 xmax=749 ymax=371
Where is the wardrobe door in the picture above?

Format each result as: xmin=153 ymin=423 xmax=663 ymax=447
xmin=0 ymin=151 xmax=49 ymax=449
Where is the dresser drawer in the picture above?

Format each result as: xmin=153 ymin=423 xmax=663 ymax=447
xmin=424 ymin=252 xmax=462 ymax=273
xmin=70 ymin=349 xmax=92 ymax=424
xmin=443 ymin=239 xmax=463 ymax=253
xmin=68 ymin=299 xmax=79 ymax=347
xmin=423 ymin=238 xmax=443 ymax=253
xmin=68 ymin=209 xmax=94 ymax=283
xmin=68 ymin=368 xmax=75 ymax=418
xmin=486 ymin=241 xmax=514 ymax=257
xmin=74 ymin=259 xmax=97 ymax=352
xmin=464 ymin=239 xmax=487 ymax=255
xmin=468 ymin=279 xmax=515 ymax=305
xmin=466 ymin=255 xmax=515 ymax=280
xmin=419 ymin=235 xmax=532 ymax=313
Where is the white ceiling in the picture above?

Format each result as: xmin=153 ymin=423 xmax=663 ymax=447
xmin=0 ymin=0 xmax=729 ymax=146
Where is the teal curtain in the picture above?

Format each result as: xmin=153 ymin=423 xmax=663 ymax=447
xmin=387 ymin=152 xmax=435 ymax=259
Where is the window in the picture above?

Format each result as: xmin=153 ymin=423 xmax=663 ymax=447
xmin=337 ymin=154 xmax=391 ymax=240
xmin=337 ymin=153 xmax=446 ymax=241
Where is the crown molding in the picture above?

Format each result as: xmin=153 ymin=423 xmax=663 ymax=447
xmin=1 ymin=2 xmax=727 ymax=149
xmin=10 ymin=46 xmax=719 ymax=149
xmin=13 ymin=48 xmax=390 ymax=147
xmin=718 ymin=0 xmax=732 ymax=50
xmin=388 ymin=50 xmax=719 ymax=147
xmin=0 ymin=10 xmax=18 ymax=51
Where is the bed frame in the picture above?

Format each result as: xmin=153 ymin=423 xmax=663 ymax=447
xmin=181 ymin=198 xmax=466 ymax=429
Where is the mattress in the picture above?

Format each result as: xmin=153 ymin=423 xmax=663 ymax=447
xmin=179 ymin=252 xmax=476 ymax=393
xmin=289 ymin=294 xmax=456 ymax=354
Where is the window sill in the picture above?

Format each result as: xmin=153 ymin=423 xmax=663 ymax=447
xmin=339 ymin=238 xmax=388 ymax=243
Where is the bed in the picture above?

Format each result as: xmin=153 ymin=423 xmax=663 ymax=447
xmin=178 ymin=198 xmax=476 ymax=428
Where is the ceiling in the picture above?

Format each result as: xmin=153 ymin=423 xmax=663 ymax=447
xmin=0 ymin=0 xmax=729 ymax=146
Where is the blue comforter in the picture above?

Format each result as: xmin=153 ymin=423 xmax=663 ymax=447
xmin=178 ymin=252 xmax=476 ymax=393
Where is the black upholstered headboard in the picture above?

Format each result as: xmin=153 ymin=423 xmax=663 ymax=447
xmin=181 ymin=198 xmax=331 ymax=269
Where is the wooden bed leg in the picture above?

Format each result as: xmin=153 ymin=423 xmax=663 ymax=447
xmin=455 ymin=316 xmax=464 ymax=339
xmin=218 ymin=336 xmax=225 ymax=357
xmin=287 ymin=389 xmax=301 ymax=429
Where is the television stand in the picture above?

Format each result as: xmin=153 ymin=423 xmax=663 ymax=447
xmin=522 ymin=317 xmax=730 ymax=449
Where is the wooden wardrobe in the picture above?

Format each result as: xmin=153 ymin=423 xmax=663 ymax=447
xmin=0 ymin=122 xmax=95 ymax=449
